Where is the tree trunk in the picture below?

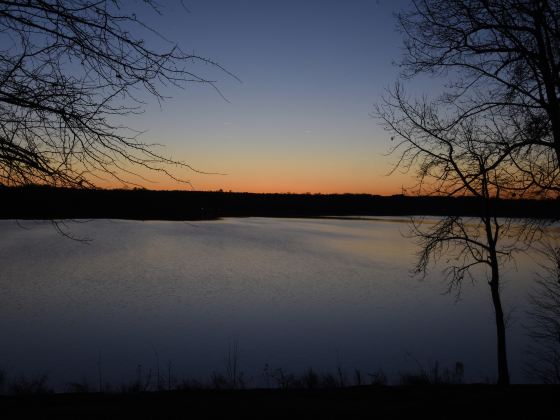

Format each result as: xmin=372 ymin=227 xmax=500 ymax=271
xmin=489 ymin=256 xmax=510 ymax=386
xmin=482 ymin=191 xmax=510 ymax=386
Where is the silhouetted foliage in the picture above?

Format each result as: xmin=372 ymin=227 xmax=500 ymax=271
xmin=0 ymin=0 xmax=229 ymax=188
xmin=399 ymin=361 xmax=464 ymax=386
xmin=261 ymin=366 xmax=353 ymax=390
xmin=9 ymin=374 xmax=52 ymax=395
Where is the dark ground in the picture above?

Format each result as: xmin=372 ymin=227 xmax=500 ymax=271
xmin=1 ymin=385 xmax=559 ymax=419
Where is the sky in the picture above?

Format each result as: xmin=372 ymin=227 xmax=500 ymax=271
xmin=112 ymin=0 xmax=419 ymax=195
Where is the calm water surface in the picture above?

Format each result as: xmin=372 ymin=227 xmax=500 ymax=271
xmin=0 ymin=217 xmax=542 ymax=388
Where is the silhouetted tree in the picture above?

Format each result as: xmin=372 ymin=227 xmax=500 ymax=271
xmin=379 ymin=0 xmax=560 ymax=385
xmin=397 ymin=0 xmax=560 ymax=194
xmin=378 ymin=93 xmax=542 ymax=385
xmin=0 ymin=0 xmax=230 ymax=188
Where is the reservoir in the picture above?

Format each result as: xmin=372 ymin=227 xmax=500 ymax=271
xmin=0 ymin=217 xmax=544 ymax=389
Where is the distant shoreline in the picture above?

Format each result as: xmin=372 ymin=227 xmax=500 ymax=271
xmin=1 ymin=186 xmax=558 ymax=221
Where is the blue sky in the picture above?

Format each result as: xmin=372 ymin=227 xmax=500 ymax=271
xmin=119 ymin=0 xmax=420 ymax=194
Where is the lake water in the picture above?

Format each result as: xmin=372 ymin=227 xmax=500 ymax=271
xmin=0 ymin=217 xmax=546 ymax=389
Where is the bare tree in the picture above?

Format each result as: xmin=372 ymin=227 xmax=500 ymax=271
xmin=378 ymin=0 xmax=560 ymax=385
xmin=378 ymin=90 xmax=544 ymax=384
xmin=0 ymin=0 xmax=231 ymax=188
xmin=397 ymin=0 xmax=560 ymax=192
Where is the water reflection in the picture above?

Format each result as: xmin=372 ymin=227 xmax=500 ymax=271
xmin=0 ymin=217 xmax=539 ymax=388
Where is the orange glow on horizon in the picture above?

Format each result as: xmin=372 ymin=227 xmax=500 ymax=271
xmin=94 ymin=177 xmax=407 ymax=196
xmin=89 ymin=154 xmax=414 ymax=196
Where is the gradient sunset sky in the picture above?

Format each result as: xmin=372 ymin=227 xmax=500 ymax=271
xmin=114 ymin=0 xmax=422 ymax=195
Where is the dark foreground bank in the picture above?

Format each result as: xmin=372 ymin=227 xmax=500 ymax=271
xmin=1 ymin=186 xmax=559 ymax=220
xmin=1 ymin=385 xmax=558 ymax=419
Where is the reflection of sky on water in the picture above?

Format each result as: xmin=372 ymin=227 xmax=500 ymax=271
xmin=0 ymin=218 xmax=545 ymax=388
